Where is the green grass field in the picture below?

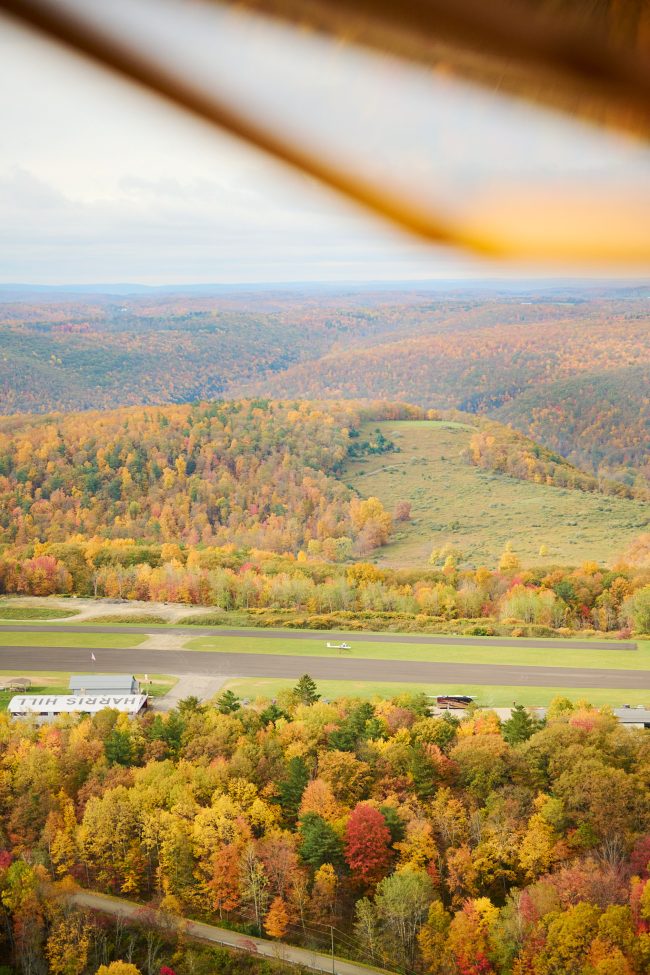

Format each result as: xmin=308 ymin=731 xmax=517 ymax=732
xmin=186 ymin=634 xmax=650 ymax=671
xmin=0 ymin=603 xmax=80 ymax=620
xmin=0 ymin=632 xmax=145 ymax=649
xmin=3 ymin=619 xmax=647 ymax=710
xmin=0 ymin=675 xmax=70 ymax=711
xmin=223 ymin=677 xmax=650 ymax=709
xmin=342 ymin=420 xmax=649 ymax=567
xmin=136 ymin=675 xmax=177 ymax=697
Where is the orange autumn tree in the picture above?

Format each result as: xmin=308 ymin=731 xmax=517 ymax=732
xmin=208 ymin=843 xmax=242 ymax=918
xmin=264 ymin=896 xmax=290 ymax=939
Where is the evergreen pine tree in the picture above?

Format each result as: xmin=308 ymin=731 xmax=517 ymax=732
xmin=294 ymin=674 xmax=320 ymax=705
xmin=409 ymin=744 xmax=437 ymax=800
xmin=216 ymin=689 xmax=241 ymax=714
xmin=299 ymin=813 xmax=344 ymax=869
xmin=278 ymin=756 xmax=310 ymax=823
xmin=259 ymin=701 xmax=289 ymax=726
xmin=502 ymin=703 xmax=542 ymax=744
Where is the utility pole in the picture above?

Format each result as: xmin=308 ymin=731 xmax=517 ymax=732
xmin=330 ymin=925 xmax=335 ymax=975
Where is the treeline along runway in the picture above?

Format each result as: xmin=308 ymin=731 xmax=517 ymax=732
xmin=1 ymin=645 xmax=649 ymax=690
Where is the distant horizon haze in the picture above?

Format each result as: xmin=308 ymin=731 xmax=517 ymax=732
xmin=0 ymin=277 xmax=648 ymax=298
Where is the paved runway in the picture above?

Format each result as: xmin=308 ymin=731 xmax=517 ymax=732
xmin=1 ymin=645 xmax=648 ymax=689
xmin=0 ymin=624 xmax=636 ymax=651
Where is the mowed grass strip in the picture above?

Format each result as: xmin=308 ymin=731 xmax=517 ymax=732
xmin=186 ymin=634 xmax=650 ymax=672
xmin=137 ymin=674 xmax=178 ymax=697
xmin=223 ymin=677 xmax=650 ymax=709
xmin=0 ymin=633 xmax=145 ymax=649
xmin=0 ymin=604 xmax=80 ymax=620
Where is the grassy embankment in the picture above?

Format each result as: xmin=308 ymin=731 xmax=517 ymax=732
xmin=0 ymin=603 xmax=81 ymax=620
xmin=0 ymin=632 xmax=145 ymax=648
xmin=342 ymin=419 xmax=649 ymax=567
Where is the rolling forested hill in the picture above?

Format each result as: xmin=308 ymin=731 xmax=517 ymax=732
xmin=243 ymin=301 xmax=650 ymax=490
xmin=0 ymin=285 xmax=648 ymax=489
xmin=0 ymin=399 xmax=367 ymax=552
xmin=1 ymin=399 xmax=647 ymax=567
xmin=493 ymin=364 xmax=650 ymax=487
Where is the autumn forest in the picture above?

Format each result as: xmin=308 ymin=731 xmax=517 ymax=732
xmin=0 ymin=283 xmax=649 ymax=975
xmin=1 ymin=285 xmax=648 ymax=490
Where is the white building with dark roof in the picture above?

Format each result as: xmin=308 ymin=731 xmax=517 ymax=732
xmin=8 ymin=693 xmax=148 ymax=718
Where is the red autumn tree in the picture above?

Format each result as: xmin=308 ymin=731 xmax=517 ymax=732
xmin=629 ymin=835 xmax=650 ymax=879
xmin=344 ymin=804 xmax=392 ymax=887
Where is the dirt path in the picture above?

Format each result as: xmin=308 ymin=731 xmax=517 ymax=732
xmin=140 ymin=633 xmax=190 ymax=651
xmin=72 ymin=890 xmax=391 ymax=975
xmin=0 ymin=596 xmax=217 ymax=623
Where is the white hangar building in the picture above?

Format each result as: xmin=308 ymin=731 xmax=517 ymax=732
xmin=8 ymin=693 xmax=148 ymax=718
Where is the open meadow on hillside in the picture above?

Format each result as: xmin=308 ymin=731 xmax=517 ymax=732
xmin=343 ymin=420 xmax=649 ymax=567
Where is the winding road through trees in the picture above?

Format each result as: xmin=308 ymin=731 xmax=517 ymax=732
xmin=73 ymin=889 xmax=391 ymax=975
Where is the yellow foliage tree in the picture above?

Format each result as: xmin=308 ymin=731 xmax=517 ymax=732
xmin=95 ymin=965 xmax=142 ymax=975
xmin=518 ymin=811 xmax=557 ymax=882
xmin=309 ymin=863 xmax=338 ymax=925
xmin=46 ymin=914 xmax=91 ymax=975
xmin=499 ymin=541 xmax=520 ymax=572
xmin=298 ymin=778 xmax=342 ymax=823
xmin=264 ymin=895 xmax=290 ymax=939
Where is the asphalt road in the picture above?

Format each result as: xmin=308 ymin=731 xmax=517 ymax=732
xmin=74 ymin=890 xmax=388 ymax=975
xmin=0 ymin=624 xmax=636 ymax=651
xmin=2 ymin=645 xmax=649 ymax=689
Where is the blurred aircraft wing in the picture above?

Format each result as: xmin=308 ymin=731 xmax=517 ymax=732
xmin=1 ymin=0 xmax=649 ymax=262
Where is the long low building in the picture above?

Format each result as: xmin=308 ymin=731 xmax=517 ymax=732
xmin=69 ymin=674 xmax=140 ymax=695
xmin=8 ymin=694 xmax=148 ymax=717
xmin=613 ymin=706 xmax=650 ymax=728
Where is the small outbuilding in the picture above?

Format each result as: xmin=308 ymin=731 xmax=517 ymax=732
xmin=69 ymin=674 xmax=140 ymax=696
xmin=1 ymin=677 xmax=31 ymax=693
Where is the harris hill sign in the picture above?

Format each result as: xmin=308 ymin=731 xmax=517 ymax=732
xmin=8 ymin=694 xmax=148 ymax=716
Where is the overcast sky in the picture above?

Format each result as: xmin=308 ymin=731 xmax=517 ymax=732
xmin=1 ymin=0 xmax=649 ymax=285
